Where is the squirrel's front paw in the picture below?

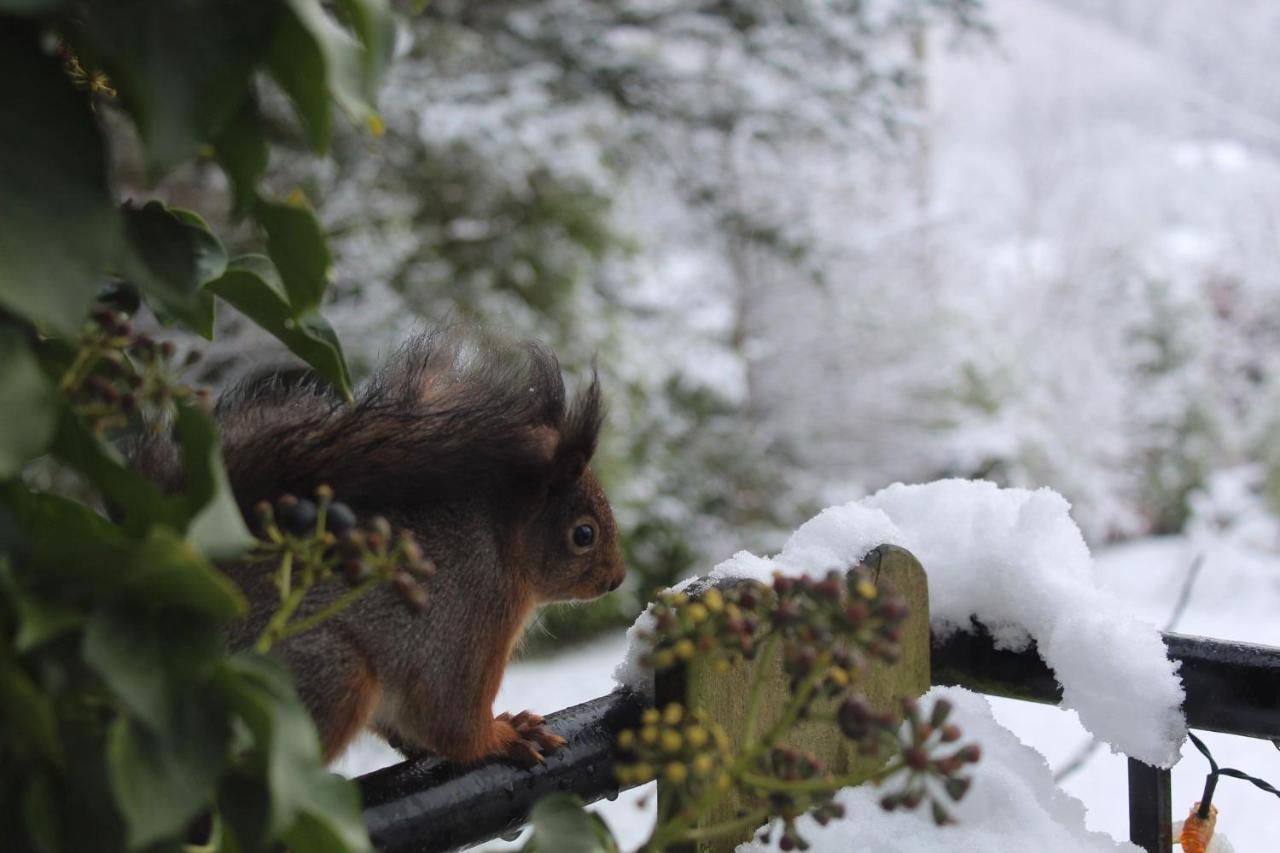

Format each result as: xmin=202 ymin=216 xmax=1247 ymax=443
xmin=495 ymin=710 xmax=567 ymax=766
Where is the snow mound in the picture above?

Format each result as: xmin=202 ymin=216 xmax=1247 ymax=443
xmin=616 ymin=479 xmax=1186 ymax=767
xmin=736 ymin=687 xmax=1143 ymax=853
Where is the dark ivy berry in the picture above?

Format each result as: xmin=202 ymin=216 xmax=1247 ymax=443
xmin=279 ymin=498 xmax=318 ymax=536
xmin=327 ymin=501 xmax=357 ymax=536
xmin=837 ymin=696 xmax=871 ymax=740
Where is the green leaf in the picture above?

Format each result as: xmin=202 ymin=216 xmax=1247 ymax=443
xmin=120 ymin=201 xmax=224 ymax=338
xmin=51 ymin=406 xmax=253 ymax=559
xmin=76 ymin=0 xmax=281 ymax=174
xmin=21 ymin=769 xmax=61 ymax=853
xmin=333 ymin=0 xmax=396 ymax=85
xmin=14 ymin=594 xmax=81 ymax=652
xmin=269 ymin=0 xmax=385 ymax=150
xmin=0 ymin=22 xmax=119 ymax=335
xmin=0 ymin=0 xmax=68 ymax=12
xmin=267 ymin=6 xmax=333 ymax=151
xmin=254 ymin=199 xmax=332 ymax=316
xmin=521 ymin=794 xmax=619 ymax=853
xmin=213 ymin=655 xmax=371 ymax=852
xmin=0 ymin=485 xmax=245 ymax=620
xmin=213 ymin=96 xmax=270 ymax=218
xmin=106 ymin=708 xmax=226 ymax=849
xmin=0 ymin=648 xmax=63 ymax=767
xmin=51 ymin=408 xmax=182 ymax=537
xmin=124 ymin=528 xmax=246 ymax=621
xmin=207 ymin=256 xmax=353 ymax=401
xmin=0 ymin=326 xmax=58 ymax=477
xmin=84 ymin=607 xmax=221 ymax=730
xmin=175 ymin=402 xmax=257 ymax=559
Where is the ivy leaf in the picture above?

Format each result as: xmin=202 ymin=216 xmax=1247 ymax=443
xmin=124 ymin=527 xmax=246 ymax=621
xmin=0 ymin=327 xmax=58 ymax=478
xmin=269 ymin=0 xmax=387 ymax=150
xmin=268 ymin=4 xmax=333 ymax=151
xmin=51 ymin=407 xmax=183 ymax=537
xmin=0 ymin=485 xmax=244 ymax=621
xmin=84 ymin=607 xmax=222 ymax=731
xmin=175 ymin=401 xmax=257 ymax=560
xmin=75 ymin=0 xmax=280 ymax=174
xmin=521 ymin=794 xmax=619 ymax=853
xmin=213 ymin=654 xmax=372 ymax=852
xmin=206 ymin=255 xmax=353 ymax=401
xmin=333 ymin=0 xmax=396 ymax=88
xmin=0 ymin=0 xmax=69 ymax=12
xmin=213 ymin=95 xmax=270 ymax=218
xmin=0 ymin=648 xmax=63 ymax=768
xmin=0 ymin=22 xmax=119 ymax=336
xmin=254 ymin=199 xmax=331 ymax=316
xmin=119 ymin=201 xmax=223 ymax=338
xmin=106 ymin=706 xmax=227 ymax=849
xmin=51 ymin=405 xmax=254 ymax=560
xmin=13 ymin=594 xmax=81 ymax=652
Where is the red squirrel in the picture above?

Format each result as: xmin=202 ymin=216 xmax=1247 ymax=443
xmin=138 ymin=329 xmax=625 ymax=765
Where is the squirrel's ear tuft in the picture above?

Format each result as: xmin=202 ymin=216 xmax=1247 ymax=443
xmin=552 ymin=371 xmax=603 ymax=482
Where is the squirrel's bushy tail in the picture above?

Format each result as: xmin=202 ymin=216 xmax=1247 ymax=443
xmin=135 ymin=327 xmax=603 ymax=514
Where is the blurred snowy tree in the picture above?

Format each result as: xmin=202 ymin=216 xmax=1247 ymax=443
xmin=155 ymin=0 xmax=989 ymax=645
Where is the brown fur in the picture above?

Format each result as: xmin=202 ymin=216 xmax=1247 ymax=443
xmin=323 ymin=652 xmax=381 ymax=763
xmin=133 ymin=328 xmax=624 ymax=764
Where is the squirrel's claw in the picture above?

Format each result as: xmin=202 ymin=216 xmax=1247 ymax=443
xmin=506 ymin=737 xmax=546 ymax=766
xmin=497 ymin=710 xmax=567 ymax=765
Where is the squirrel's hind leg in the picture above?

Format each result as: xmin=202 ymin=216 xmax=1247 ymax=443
xmin=281 ymin=631 xmax=381 ymax=764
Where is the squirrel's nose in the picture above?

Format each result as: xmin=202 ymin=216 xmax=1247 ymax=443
xmin=608 ymin=574 xmax=624 ymax=592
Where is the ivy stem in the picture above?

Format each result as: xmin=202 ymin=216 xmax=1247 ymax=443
xmin=682 ymin=808 xmax=770 ymax=842
xmin=279 ymin=576 xmax=381 ymax=641
xmin=58 ymin=343 xmax=99 ymax=394
xmin=741 ymin=633 xmax=779 ymax=748
xmin=751 ymin=668 xmax=821 ymax=756
xmin=256 ymin=552 xmax=311 ymax=653
xmin=277 ymin=549 xmax=294 ymax=600
xmin=739 ymin=759 xmax=905 ymax=795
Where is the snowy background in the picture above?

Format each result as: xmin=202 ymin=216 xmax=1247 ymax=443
xmin=265 ymin=0 xmax=1280 ymax=848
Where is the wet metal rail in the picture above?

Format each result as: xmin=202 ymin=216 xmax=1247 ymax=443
xmin=358 ymin=689 xmax=646 ymax=852
xmin=357 ymin=629 xmax=1280 ymax=853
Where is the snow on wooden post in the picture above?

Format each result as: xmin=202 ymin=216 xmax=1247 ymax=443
xmin=655 ymin=544 xmax=930 ymax=852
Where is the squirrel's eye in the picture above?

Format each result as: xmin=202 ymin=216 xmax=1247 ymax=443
xmin=569 ymin=521 xmax=597 ymax=552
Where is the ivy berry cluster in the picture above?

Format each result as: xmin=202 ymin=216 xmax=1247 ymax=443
xmin=748 ymin=746 xmax=847 ymax=851
xmin=252 ymin=485 xmax=436 ymax=652
xmin=627 ymin=561 xmax=980 ymax=852
xmin=770 ymin=567 xmax=909 ymax=699
xmin=615 ymin=703 xmax=734 ymax=793
xmin=636 ymin=581 xmax=770 ymax=672
xmin=61 ymin=291 xmax=205 ymax=432
xmin=877 ymin=697 xmax=981 ymax=825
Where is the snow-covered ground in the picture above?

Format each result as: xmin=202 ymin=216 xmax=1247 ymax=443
xmin=336 ymin=530 xmax=1276 ymax=852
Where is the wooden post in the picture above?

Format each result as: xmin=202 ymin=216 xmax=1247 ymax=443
xmin=657 ymin=544 xmax=931 ymax=852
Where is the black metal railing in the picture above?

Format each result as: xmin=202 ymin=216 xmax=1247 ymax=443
xmin=357 ymin=627 xmax=1280 ymax=853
